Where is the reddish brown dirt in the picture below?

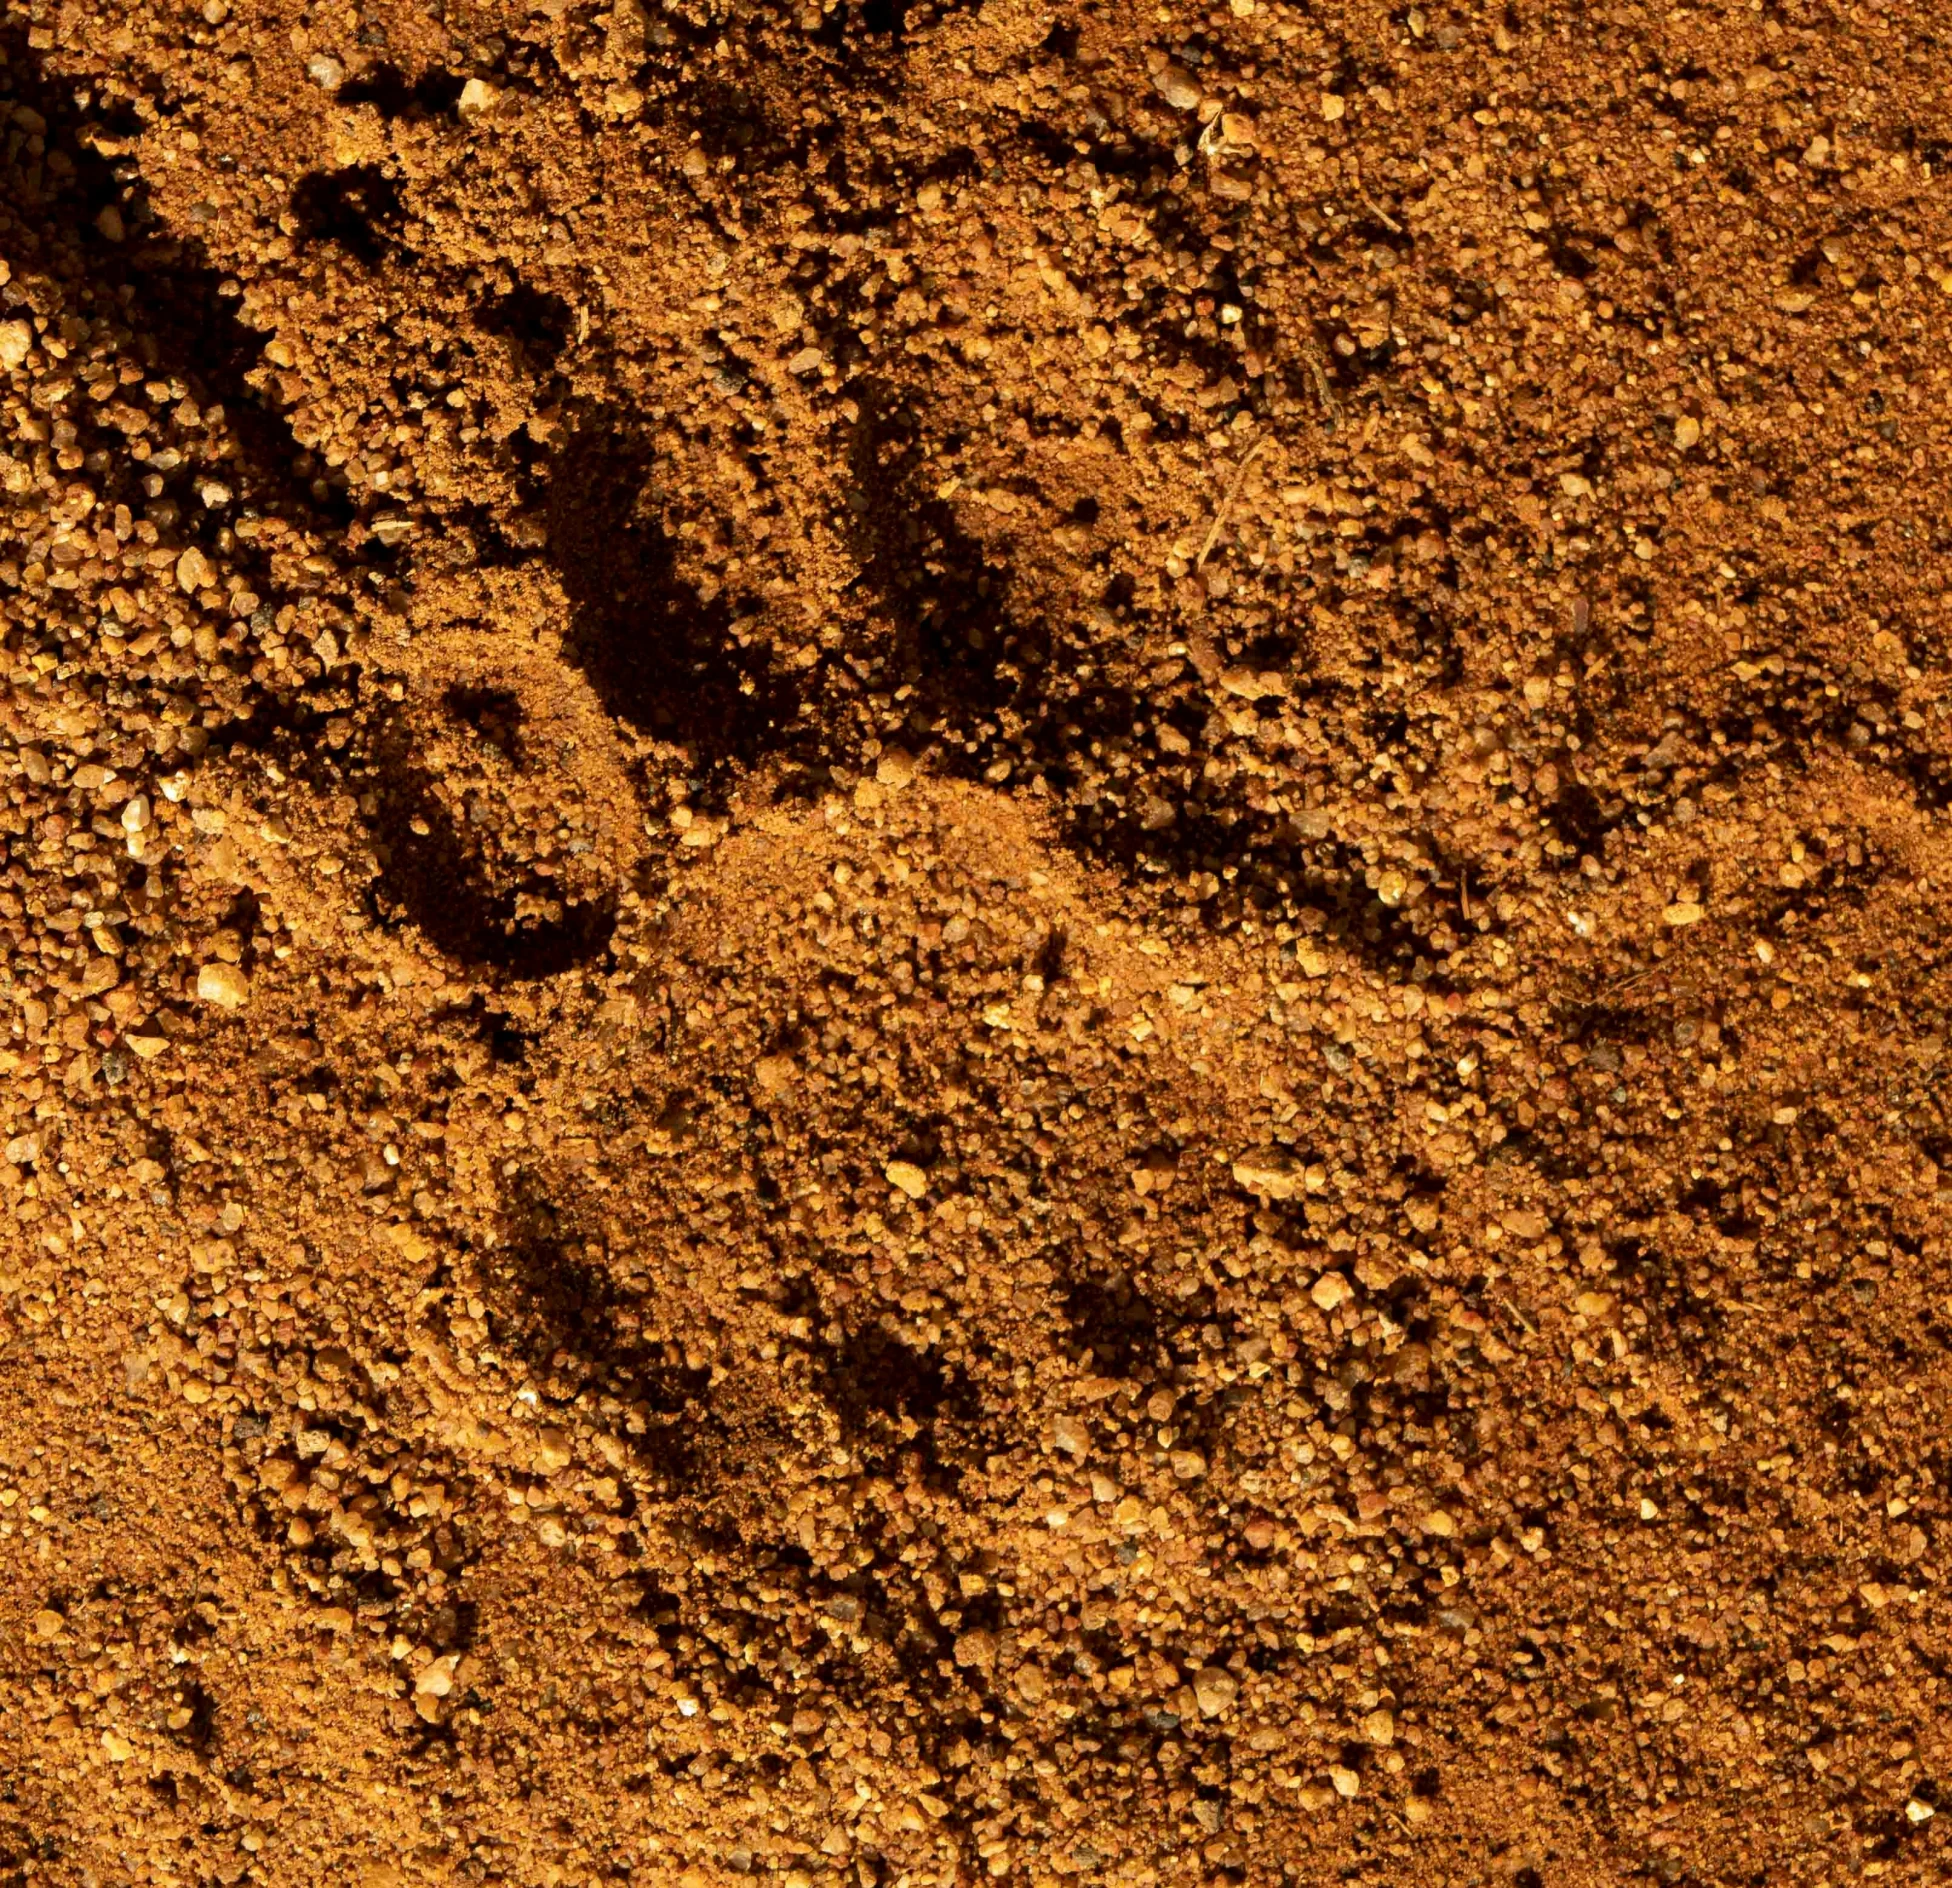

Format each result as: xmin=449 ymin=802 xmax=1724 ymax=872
xmin=3 ymin=1 xmax=1952 ymax=1884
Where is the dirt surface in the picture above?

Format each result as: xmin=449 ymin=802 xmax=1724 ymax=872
xmin=2 ymin=0 xmax=1951 ymax=1882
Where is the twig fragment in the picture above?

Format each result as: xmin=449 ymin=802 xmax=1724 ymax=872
xmin=1196 ymin=437 xmax=1268 ymax=569
xmin=1300 ymin=342 xmax=1341 ymax=428
xmin=1351 ymin=162 xmax=1403 ymax=235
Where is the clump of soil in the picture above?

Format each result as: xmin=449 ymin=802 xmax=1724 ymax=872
xmin=3 ymin=1 xmax=1951 ymax=1884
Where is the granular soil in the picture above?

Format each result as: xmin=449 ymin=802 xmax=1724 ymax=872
xmin=2 ymin=0 xmax=1951 ymax=1883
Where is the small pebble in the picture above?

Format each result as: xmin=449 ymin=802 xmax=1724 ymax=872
xmin=176 ymin=546 xmax=216 ymax=593
xmin=1233 ymin=1151 xmax=1300 ymax=1199
xmin=1154 ymin=65 xmax=1201 ymax=111
xmin=196 ymin=962 xmax=251 ymax=1010
xmin=884 ymin=1159 xmax=928 ymax=1199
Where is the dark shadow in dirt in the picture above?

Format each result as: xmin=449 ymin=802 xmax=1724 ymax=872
xmin=224 ymin=690 xmax=620 ymax=981
xmin=479 ymin=1193 xmax=713 ymax=1493
xmin=672 ymin=73 xmax=782 ymax=165
xmin=334 ymin=61 xmax=467 ymax=120
xmin=1545 ymin=777 xmax=1624 ymax=857
xmin=477 ymin=1181 xmax=1016 ymax=1775
xmin=478 ymin=1184 xmax=999 ymax=1775
xmin=811 ymin=1317 xmax=996 ymax=1494
xmin=289 ymin=165 xmax=405 ymax=267
xmin=845 ymin=385 xmax=1037 ymax=719
xmin=817 ymin=0 xmax=988 ymax=53
xmin=1062 ymin=1274 xmax=1166 ymax=1379
xmin=818 ymin=1319 xmax=965 ymax=1427
xmin=545 ymin=406 xmax=804 ymax=779
xmin=441 ymin=682 xmax=528 ymax=766
xmin=0 ymin=24 xmax=355 ymax=550
xmin=473 ymin=282 xmax=575 ymax=372
xmin=173 ymin=1680 xmax=220 ymax=1757
xmin=360 ymin=728 xmax=620 ymax=979
xmin=841 ymin=382 xmax=1467 ymax=971
xmin=855 ymin=0 xmax=988 ymax=39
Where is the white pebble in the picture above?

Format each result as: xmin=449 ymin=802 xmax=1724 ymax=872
xmin=176 ymin=546 xmax=215 ymax=594
xmin=884 ymin=1159 xmax=928 ymax=1200
xmin=196 ymin=962 xmax=251 ymax=1010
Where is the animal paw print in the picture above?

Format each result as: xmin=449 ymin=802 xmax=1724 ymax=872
xmin=357 ymin=612 xmax=641 ymax=979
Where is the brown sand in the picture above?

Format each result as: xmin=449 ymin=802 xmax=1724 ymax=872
xmin=2 ymin=0 xmax=1951 ymax=1882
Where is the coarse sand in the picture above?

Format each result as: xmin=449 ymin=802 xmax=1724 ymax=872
xmin=3 ymin=2 xmax=1952 ymax=1883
